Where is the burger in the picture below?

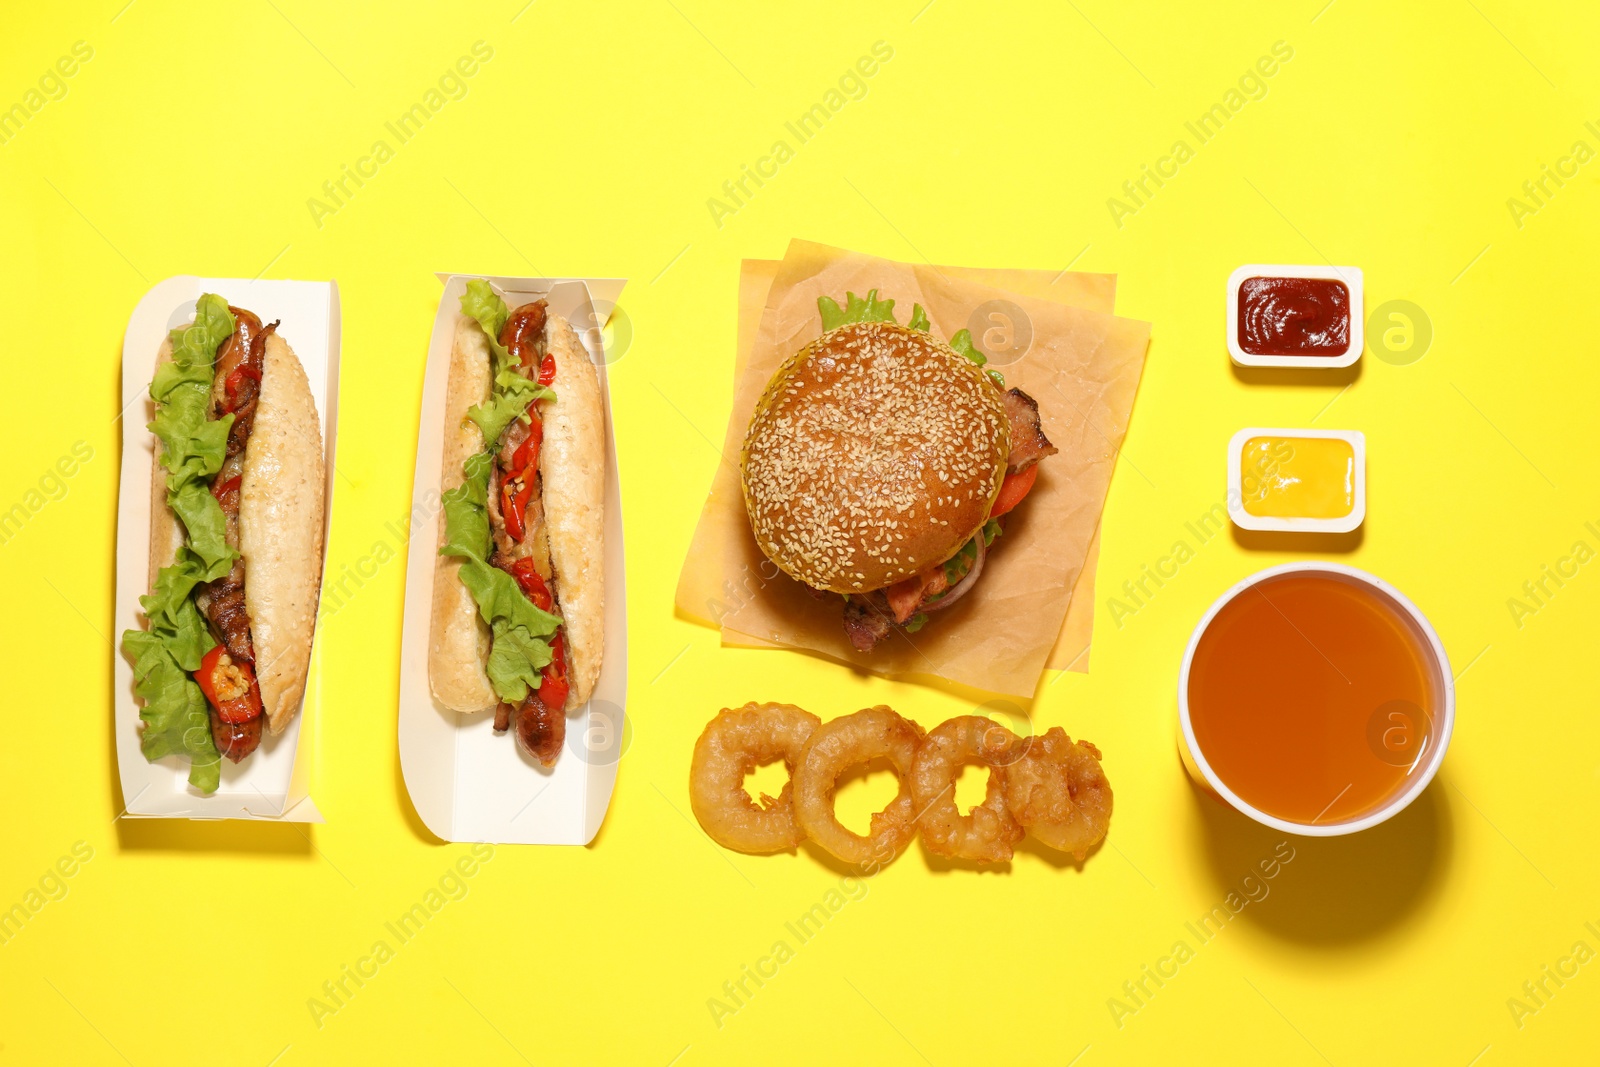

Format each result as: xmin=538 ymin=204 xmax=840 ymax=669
xmin=740 ymin=290 xmax=1056 ymax=652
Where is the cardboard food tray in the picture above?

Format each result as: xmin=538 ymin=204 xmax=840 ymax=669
xmin=398 ymin=275 xmax=627 ymax=845
xmin=113 ymin=277 xmax=341 ymax=821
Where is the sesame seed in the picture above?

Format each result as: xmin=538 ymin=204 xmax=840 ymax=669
xmin=740 ymin=322 xmax=1009 ymax=592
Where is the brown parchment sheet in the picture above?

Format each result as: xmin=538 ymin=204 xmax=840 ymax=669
xmin=673 ymin=239 xmax=1149 ymax=698
xmin=696 ymin=258 xmax=1109 ymax=674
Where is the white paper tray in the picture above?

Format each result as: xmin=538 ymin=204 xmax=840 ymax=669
xmin=398 ymin=275 xmax=627 ymax=844
xmin=113 ymin=277 xmax=341 ymax=821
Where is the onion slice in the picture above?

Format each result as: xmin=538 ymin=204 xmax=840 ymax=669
xmin=920 ymin=534 xmax=987 ymax=614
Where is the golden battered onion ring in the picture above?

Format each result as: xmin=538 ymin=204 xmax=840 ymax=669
xmin=1001 ymin=729 xmax=1113 ymax=860
xmin=911 ymin=715 xmax=1026 ymax=863
xmin=689 ymin=702 xmax=820 ymax=853
xmin=792 ymin=706 xmax=926 ymax=867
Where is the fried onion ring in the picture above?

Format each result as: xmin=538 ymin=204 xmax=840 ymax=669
xmin=1001 ymin=729 xmax=1113 ymax=860
xmin=792 ymin=706 xmax=926 ymax=867
xmin=911 ymin=716 xmax=1026 ymax=863
xmin=689 ymin=702 xmax=820 ymax=853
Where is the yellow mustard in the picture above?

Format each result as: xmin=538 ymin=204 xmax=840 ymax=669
xmin=1240 ymin=436 xmax=1355 ymax=519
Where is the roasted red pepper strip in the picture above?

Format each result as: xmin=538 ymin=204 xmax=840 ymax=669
xmin=501 ymin=473 xmax=534 ymax=543
xmin=499 ymin=422 xmax=543 ymax=543
xmin=538 ymin=351 xmax=557 ymax=387
xmin=195 ymin=644 xmax=263 ymax=725
xmin=223 ymin=362 xmax=262 ymax=407
xmin=506 ymin=557 xmax=555 ymax=611
xmin=989 ymin=465 xmax=1038 ymax=519
xmin=538 ymin=630 xmax=569 ymax=711
xmin=503 ymin=559 xmax=568 ymax=707
xmin=211 ymin=475 xmax=242 ymax=499
xmin=513 ymin=420 xmax=542 ymax=470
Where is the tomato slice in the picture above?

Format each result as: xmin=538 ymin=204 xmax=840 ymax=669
xmin=989 ymin=466 xmax=1038 ymax=519
xmin=195 ymin=644 xmax=262 ymax=724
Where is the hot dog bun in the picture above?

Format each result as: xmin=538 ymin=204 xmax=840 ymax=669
xmin=240 ymin=333 xmax=326 ymax=733
xmin=144 ymin=331 xmax=325 ymax=734
xmin=538 ymin=312 xmax=605 ymax=710
xmin=428 ymin=301 xmax=607 ymax=717
xmin=429 ymin=316 xmax=498 ymax=713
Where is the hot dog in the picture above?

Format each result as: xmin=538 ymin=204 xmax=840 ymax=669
xmin=121 ymin=294 xmax=325 ymax=792
xmin=429 ymin=279 xmax=605 ymax=766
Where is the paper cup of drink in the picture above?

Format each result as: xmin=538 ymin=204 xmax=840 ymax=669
xmin=1177 ymin=562 xmax=1454 ymax=837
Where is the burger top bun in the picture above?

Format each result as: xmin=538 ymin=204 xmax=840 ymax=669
xmin=740 ymin=321 xmax=1010 ymax=594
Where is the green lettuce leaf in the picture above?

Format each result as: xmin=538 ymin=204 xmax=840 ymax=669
xmin=462 ymin=278 xmax=515 ymax=375
xmin=440 ymin=451 xmax=494 ymax=559
xmin=168 ymin=293 xmax=236 ymax=367
xmin=123 ymin=630 xmax=221 ymax=793
xmin=485 ymin=619 xmax=556 ymax=702
xmin=950 ymin=328 xmax=1007 ymax=386
xmin=818 ymin=289 xmax=899 ymax=331
xmin=467 ymin=370 xmax=555 ymax=450
xmin=949 ymin=328 xmax=987 ymax=367
xmin=150 ymin=293 xmax=237 ymax=574
xmin=138 ymin=554 xmax=218 ymax=671
xmin=120 ymin=292 xmax=237 ymax=793
xmin=816 ymin=292 xmax=1003 ymax=383
xmin=456 ymin=557 xmax=563 ymax=639
xmin=459 ymin=281 xmax=558 ymax=448
xmin=439 ymin=444 xmax=563 ymax=704
xmin=167 ymin=482 xmax=237 ymax=581
xmin=940 ymin=519 xmax=1004 ymax=588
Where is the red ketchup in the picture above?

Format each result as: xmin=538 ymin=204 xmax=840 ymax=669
xmin=1238 ymin=276 xmax=1351 ymax=357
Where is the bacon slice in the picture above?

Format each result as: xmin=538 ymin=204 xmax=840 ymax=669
xmin=885 ymin=566 xmax=951 ymax=624
xmin=843 ymin=595 xmax=893 ymax=652
xmin=1001 ymin=388 xmax=1057 ymax=472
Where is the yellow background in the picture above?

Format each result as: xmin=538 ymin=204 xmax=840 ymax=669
xmin=3 ymin=1 xmax=1598 ymax=1064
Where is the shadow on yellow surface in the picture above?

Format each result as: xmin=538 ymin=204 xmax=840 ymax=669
xmin=1187 ymin=773 xmax=1452 ymax=946
xmin=1230 ymin=526 xmax=1365 ymax=554
xmin=1229 ymin=360 xmax=1364 ymax=389
xmin=114 ymin=816 xmax=315 ymax=856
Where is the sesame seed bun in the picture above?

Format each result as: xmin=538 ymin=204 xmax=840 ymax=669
xmin=240 ymin=332 xmax=326 ymax=733
xmin=144 ymin=328 xmax=325 ymax=747
xmin=740 ymin=322 xmax=1010 ymax=594
xmin=429 ymin=316 xmax=497 ymax=714
xmin=536 ymin=311 xmax=606 ymax=711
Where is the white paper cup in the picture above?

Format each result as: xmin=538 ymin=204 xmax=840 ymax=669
xmin=1177 ymin=562 xmax=1454 ymax=837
